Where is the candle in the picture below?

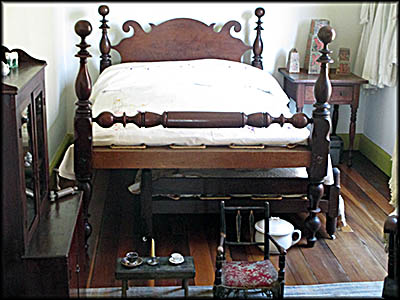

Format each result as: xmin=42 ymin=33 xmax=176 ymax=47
xmin=151 ymin=238 xmax=155 ymax=257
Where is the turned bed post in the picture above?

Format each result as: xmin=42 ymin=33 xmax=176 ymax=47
xmin=74 ymin=20 xmax=94 ymax=253
xmin=99 ymin=5 xmax=112 ymax=73
xmin=251 ymin=7 xmax=264 ymax=69
xmin=305 ymin=26 xmax=335 ymax=247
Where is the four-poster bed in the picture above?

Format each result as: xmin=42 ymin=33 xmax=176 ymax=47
xmin=72 ymin=5 xmax=337 ymax=254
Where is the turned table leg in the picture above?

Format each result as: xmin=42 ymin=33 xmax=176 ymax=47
xmin=182 ymin=279 xmax=189 ymax=297
xmin=331 ymin=104 xmax=339 ymax=136
xmin=121 ymin=280 xmax=128 ymax=298
xmin=348 ymin=103 xmax=358 ymax=167
xmin=140 ymin=169 xmax=153 ymax=255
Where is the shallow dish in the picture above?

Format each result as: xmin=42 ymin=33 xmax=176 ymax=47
xmin=169 ymin=256 xmax=184 ymax=265
xmin=120 ymin=256 xmax=144 ymax=268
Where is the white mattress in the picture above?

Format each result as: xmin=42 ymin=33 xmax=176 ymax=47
xmin=89 ymin=59 xmax=310 ymax=146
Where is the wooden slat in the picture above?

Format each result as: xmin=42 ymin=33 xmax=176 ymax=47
xmin=340 ymin=187 xmax=388 ymax=269
xmin=325 ymin=230 xmax=387 ymax=281
xmin=188 ymin=216 xmax=215 ymax=286
xmin=89 ymin=171 xmax=122 ymax=287
xmin=300 ymin=240 xmax=350 ymax=284
xmin=340 ymin=165 xmax=393 ymax=215
xmin=344 ymin=152 xmax=391 ymax=200
xmin=341 ymin=185 xmax=388 ymax=238
xmin=286 ymin=246 xmax=318 ymax=285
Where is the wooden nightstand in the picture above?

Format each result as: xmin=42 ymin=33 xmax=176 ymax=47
xmin=278 ymin=68 xmax=368 ymax=166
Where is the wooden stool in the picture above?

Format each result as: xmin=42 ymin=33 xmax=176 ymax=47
xmin=115 ymin=256 xmax=195 ymax=297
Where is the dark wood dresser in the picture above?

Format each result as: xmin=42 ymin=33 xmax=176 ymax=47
xmin=1 ymin=46 xmax=87 ymax=297
xmin=23 ymin=191 xmax=87 ymax=297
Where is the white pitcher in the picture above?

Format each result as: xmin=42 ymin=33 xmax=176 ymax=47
xmin=255 ymin=217 xmax=301 ymax=254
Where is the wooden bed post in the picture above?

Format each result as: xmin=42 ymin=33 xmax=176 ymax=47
xmin=74 ymin=20 xmax=93 ymax=253
xmin=251 ymin=7 xmax=264 ymax=69
xmin=305 ymin=26 xmax=335 ymax=247
xmin=99 ymin=5 xmax=112 ymax=73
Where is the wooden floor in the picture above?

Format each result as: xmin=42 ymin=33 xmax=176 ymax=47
xmin=83 ymin=151 xmax=392 ymax=288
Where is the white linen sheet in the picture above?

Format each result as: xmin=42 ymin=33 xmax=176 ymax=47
xmin=58 ymin=58 xmax=332 ymax=180
xmin=89 ymin=58 xmax=310 ymax=146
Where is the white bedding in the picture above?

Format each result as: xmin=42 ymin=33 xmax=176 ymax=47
xmin=59 ymin=58 xmax=327 ymax=181
xmin=90 ymin=58 xmax=310 ymax=146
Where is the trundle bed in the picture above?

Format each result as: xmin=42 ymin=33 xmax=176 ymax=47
xmin=71 ymin=5 xmax=338 ymax=254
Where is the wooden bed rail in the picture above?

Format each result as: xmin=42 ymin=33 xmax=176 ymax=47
xmin=93 ymin=111 xmax=312 ymax=129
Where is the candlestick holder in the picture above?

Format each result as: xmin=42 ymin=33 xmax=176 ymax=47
xmin=146 ymin=256 xmax=160 ymax=266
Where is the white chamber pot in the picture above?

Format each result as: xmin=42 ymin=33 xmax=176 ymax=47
xmin=255 ymin=217 xmax=301 ymax=254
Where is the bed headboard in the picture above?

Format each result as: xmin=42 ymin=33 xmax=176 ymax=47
xmin=98 ymin=5 xmax=265 ymax=73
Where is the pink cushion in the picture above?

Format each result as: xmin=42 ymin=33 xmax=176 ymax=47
xmin=221 ymin=260 xmax=278 ymax=288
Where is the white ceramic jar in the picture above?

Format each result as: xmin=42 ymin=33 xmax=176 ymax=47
xmin=255 ymin=217 xmax=301 ymax=254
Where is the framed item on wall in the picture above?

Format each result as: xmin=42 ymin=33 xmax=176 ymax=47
xmin=304 ymin=19 xmax=330 ymax=74
xmin=336 ymin=48 xmax=351 ymax=74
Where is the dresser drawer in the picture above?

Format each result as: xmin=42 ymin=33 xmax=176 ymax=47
xmin=304 ymin=85 xmax=353 ymax=104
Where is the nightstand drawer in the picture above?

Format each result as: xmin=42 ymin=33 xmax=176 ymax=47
xmin=305 ymin=85 xmax=353 ymax=104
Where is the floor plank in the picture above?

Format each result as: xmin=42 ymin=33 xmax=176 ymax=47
xmin=285 ymin=246 xmax=318 ymax=285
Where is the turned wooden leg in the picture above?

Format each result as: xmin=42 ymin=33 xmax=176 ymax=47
xmin=139 ymin=169 xmax=152 ymax=256
xmin=348 ymin=104 xmax=358 ymax=167
xmin=121 ymin=280 xmax=128 ymax=298
xmin=331 ymin=104 xmax=339 ymax=136
xmin=182 ymin=279 xmax=189 ymax=297
xmin=326 ymin=167 xmax=340 ymax=239
xmin=305 ymin=182 xmax=323 ymax=247
xmin=326 ymin=216 xmax=337 ymax=239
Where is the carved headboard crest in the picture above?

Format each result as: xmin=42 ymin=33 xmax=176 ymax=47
xmin=111 ymin=18 xmax=251 ymax=63
xmin=98 ymin=5 xmax=264 ymax=72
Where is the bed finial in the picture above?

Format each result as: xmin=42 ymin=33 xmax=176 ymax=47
xmin=251 ymin=7 xmax=264 ymax=69
xmin=75 ymin=20 xmax=92 ymax=56
xmin=314 ymin=25 xmax=335 ymax=106
xmin=75 ymin=20 xmax=92 ymax=99
xmin=318 ymin=25 xmax=336 ymax=46
xmin=99 ymin=5 xmax=112 ymax=73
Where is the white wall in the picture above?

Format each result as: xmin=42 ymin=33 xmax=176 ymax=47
xmin=2 ymin=2 xmax=397 ymax=161
xmin=363 ymin=87 xmax=397 ymax=154
xmin=2 ymin=4 xmax=68 ymax=162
